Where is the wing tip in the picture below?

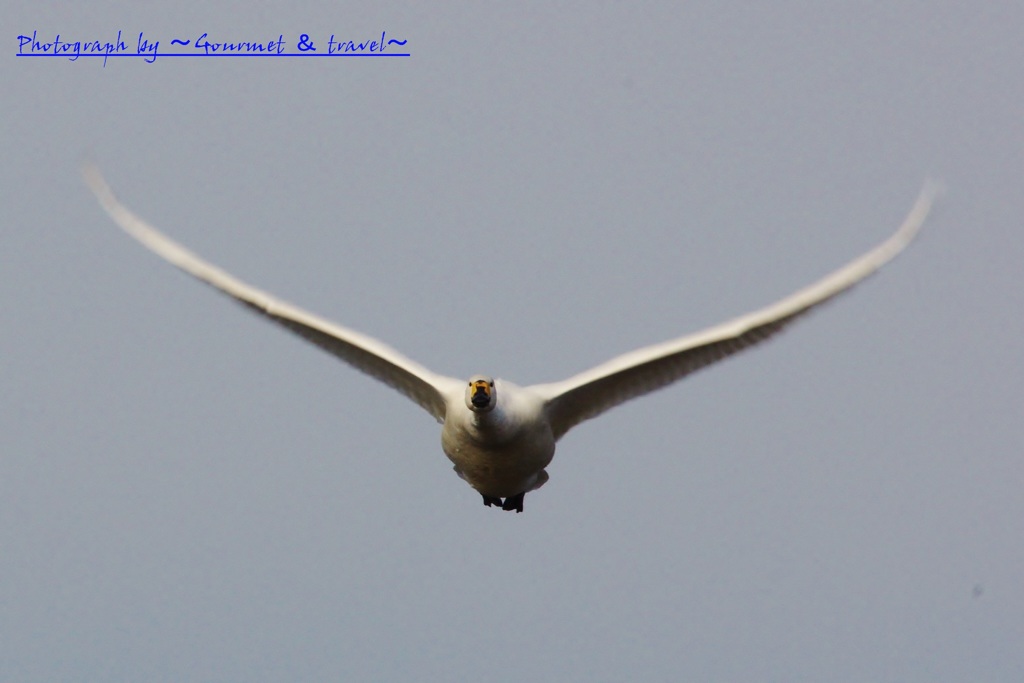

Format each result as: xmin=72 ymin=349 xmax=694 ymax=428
xmin=891 ymin=178 xmax=943 ymax=247
xmin=82 ymin=163 xmax=113 ymax=204
xmin=82 ymin=163 xmax=134 ymax=231
xmin=916 ymin=178 xmax=945 ymax=222
xmin=921 ymin=177 xmax=946 ymax=200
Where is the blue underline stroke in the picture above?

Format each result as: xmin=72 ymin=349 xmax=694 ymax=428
xmin=16 ymin=52 xmax=411 ymax=57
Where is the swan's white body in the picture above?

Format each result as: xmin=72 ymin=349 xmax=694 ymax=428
xmin=85 ymin=168 xmax=938 ymax=512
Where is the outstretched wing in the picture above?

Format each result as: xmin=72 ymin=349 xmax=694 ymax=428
xmin=84 ymin=166 xmax=460 ymax=423
xmin=532 ymin=184 xmax=939 ymax=440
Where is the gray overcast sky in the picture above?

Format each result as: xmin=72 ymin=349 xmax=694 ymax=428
xmin=3 ymin=2 xmax=1022 ymax=681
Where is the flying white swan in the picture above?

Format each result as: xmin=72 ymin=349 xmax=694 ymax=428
xmin=84 ymin=167 xmax=938 ymax=512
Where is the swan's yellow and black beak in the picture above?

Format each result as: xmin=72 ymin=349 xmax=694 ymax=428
xmin=470 ymin=378 xmax=493 ymax=410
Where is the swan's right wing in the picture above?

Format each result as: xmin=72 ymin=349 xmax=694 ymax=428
xmin=533 ymin=184 xmax=939 ymax=440
xmin=84 ymin=166 xmax=461 ymax=423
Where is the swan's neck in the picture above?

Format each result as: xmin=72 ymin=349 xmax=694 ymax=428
xmin=467 ymin=405 xmax=515 ymax=443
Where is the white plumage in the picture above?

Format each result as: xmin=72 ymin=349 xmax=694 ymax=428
xmin=85 ymin=167 xmax=938 ymax=512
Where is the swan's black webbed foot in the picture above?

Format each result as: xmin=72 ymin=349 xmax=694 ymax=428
xmin=482 ymin=494 xmax=503 ymax=508
xmin=501 ymin=492 xmax=525 ymax=513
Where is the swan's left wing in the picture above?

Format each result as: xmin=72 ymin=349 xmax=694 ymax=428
xmin=84 ymin=166 xmax=461 ymax=423
xmin=532 ymin=184 xmax=938 ymax=440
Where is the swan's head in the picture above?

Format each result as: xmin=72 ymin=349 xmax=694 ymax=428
xmin=466 ymin=375 xmax=496 ymax=412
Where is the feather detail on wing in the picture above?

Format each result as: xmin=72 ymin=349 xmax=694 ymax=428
xmin=533 ymin=183 xmax=939 ymax=440
xmin=84 ymin=166 xmax=459 ymax=423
